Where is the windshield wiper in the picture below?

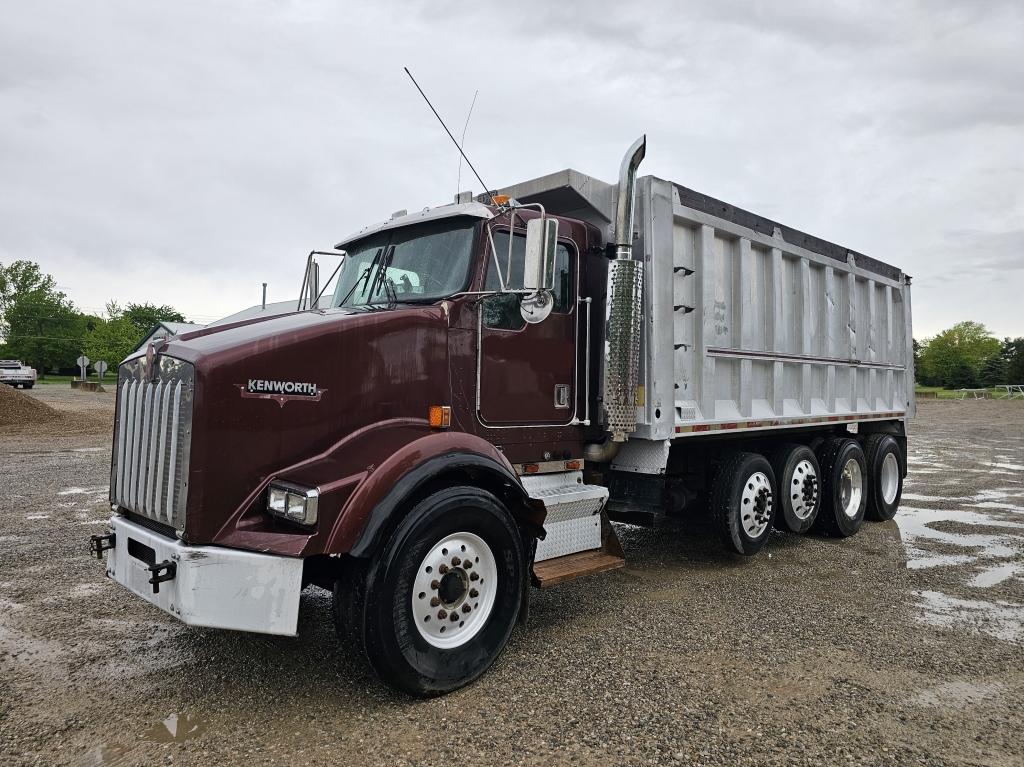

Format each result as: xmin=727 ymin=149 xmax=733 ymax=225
xmin=336 ymin=247 xmax=383 ymax=307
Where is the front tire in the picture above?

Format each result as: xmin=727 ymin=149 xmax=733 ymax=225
xmin=813 ymin=438 xmax=867 ymax=537
xmin=864 ymin=434 xmax=903 ymax=521
xmin=349 ymin=486 xmax=525 ymax=697
xmin=711 ymin=451 xmax=777 ymax=556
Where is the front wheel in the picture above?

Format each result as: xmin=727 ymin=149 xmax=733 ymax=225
xmin=348 ymin=486 xmax=525 ymax=697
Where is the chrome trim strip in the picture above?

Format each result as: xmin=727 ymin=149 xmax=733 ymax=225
xmin=166 ymin=380 xmax=182 ymax=526
xmin=153 ymin=380 xmax=170 ymax=520
xmin=706 ymin=346 xmax=906 ymax=371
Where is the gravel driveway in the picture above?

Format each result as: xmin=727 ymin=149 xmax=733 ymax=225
xmin=1 ymin=388 xmax=1022 ymax=766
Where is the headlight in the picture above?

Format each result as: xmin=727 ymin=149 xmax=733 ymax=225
xmin=266 ymin=481 xmax=319 ymax=526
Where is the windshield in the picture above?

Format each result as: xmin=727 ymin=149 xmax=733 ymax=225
xmin=331 ymin=218 xmax=477 ymax=308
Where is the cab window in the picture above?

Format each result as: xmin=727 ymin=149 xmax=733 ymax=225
xmin=483 ymin=231 xmax=573 ymax=330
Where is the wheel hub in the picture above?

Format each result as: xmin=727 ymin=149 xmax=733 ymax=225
xmin=412 ymin=532 xmax=497 ymax=649
xmin=790 ymin=459 xmax=819 ymax=521
xmin=740 ymin=471 xmax=773 ymax=538
xmin=839 ymin=458 xmax=864 ymax=519
xmin=437 ymin=569 xmax=468 ymax=606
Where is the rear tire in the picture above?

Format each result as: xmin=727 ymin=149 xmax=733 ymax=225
xmin=863 ymin=434 xmax=903 ymax=521
xmin=813 ymin=438 xmax=867 ymax=537
xmin=769 ymin=444 xmax=821 ymax=534
xmin=711 ymin=451 xmax=777 ymax=556
xmin=344 ymin=485 xmax=525 ymax=697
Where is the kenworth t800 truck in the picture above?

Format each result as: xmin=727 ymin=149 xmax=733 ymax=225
xmin=90 ymin=138 xmax=914 ymax=695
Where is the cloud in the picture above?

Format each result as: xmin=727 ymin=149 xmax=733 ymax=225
xmin=0 ymin=0 xmax=1022 ymax=336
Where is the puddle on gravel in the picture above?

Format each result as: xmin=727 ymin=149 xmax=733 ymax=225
xmin=895 ymin=506 xmax=1023 ymax=568
xmin=970 ymin=561 xmax=1024 ymax=588
xmin=144 ymin=712 xmax=207 ymax=743
xmin=913 ymin=590 xmax=1024 ymax=641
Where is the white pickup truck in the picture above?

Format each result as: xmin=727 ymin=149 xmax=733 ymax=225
xmin=0 ymin=359 xmax=37 ymax=388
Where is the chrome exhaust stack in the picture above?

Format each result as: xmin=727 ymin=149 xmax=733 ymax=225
xmin=603 ymin=135 xmax=647 ymax=442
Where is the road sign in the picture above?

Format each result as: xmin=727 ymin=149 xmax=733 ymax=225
xmin=94 ymin=360 xmax=109 ymax=381
xmin=76 ymin=355 xmax=90 ymax=381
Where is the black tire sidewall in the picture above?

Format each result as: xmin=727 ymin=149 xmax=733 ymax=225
xmin=771 ymin=444 xmax=821 ymax=534
xmin=865 ymin=435 xmax=902 ymax=521
xmin=816 ymin=439 xmax=867 ymax=537
xmin=713 ymin=453 xmax=777 ymax=555
xmin=362 ymin=486 xmax=524 ymax=696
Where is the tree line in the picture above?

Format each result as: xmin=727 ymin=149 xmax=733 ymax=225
xmin=915 ymin=321 xmax=1022 ymax=389
xmin=0 ymin=260 xmax=186 ymax=376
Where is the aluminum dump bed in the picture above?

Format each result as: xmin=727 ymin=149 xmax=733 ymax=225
xmin=494 ymin=170 xmax=915 ymax=447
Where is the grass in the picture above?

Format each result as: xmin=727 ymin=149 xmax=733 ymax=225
xmin=34 ymin=374 xmax=111 ymax=386
xmin=915 ymin=385 xmax=1022 ymax=400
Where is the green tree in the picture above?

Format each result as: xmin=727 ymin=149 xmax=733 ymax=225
xmin=979 ymin=352 xmax=1008 ymax=387
xmin=917 ymin=321 xmax=1001 ymax=389
xmin=1002 ymin=337 xmax=1024 ymax=384
xmin=82 ymin=302 xmax=145 ymax=366
xmin=122 ymin=302 xmax=186 ymax=336
xmin=4 ymin=286 xmax=82 ymax=373
xmin=0 ymin=260 xmax=57 ymax=339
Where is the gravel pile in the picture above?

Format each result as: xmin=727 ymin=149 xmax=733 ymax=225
xmin=0 ymin=385 xmax=112 ymax=436
xmin=0 ymin=384 xmax=60 ymax=427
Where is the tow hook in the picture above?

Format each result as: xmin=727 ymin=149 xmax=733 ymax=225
xmin=147 ymin=560 xmax=177 ymax=594
xmin=89 ymin=533 xmax=115 ymax=559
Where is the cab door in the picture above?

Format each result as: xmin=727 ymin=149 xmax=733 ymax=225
xmin=477 ymin=229 xmax=577 ymax=425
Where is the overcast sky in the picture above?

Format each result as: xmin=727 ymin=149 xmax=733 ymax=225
xmin=1 ymin=1 xmax=1022 ymax=337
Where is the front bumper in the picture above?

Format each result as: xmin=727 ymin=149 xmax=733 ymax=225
xmin=102 ymin=515 xmax=303 ymax=636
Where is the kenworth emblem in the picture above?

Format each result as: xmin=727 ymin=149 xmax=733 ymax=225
xmin=239 ymin=379 xmax=324 ymax=407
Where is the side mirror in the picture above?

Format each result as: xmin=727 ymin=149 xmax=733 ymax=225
xmin=523 ymin=217 xmax=558 ymax=292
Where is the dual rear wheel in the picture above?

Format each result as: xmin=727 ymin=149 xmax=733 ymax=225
xmin=712 ymin=434 xmax=903 ymax=555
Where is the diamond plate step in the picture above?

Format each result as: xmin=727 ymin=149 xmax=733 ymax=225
xmin=522 ymin=471 xmax=609 ymax=562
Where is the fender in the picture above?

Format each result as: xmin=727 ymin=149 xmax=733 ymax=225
xmin=331 ymin=433 xmax=546 ymax=558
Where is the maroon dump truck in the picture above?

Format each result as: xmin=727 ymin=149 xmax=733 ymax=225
xmin=91 ymin=138 xmax=914 ymax=695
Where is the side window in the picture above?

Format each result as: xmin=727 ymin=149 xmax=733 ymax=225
xmin=483 ymin=231 xmax=573 ymax=330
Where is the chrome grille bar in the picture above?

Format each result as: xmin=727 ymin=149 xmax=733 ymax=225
xmin=109 ymin=357 xmax=194 ymax=531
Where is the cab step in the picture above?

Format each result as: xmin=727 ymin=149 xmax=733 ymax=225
xmin=532 ymin=549 xmax=625 ymax=588
xmin=521 ymin=470 xmax=626 ymax=587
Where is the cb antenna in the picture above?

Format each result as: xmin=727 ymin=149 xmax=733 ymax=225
xmin=404 ymin=67 xmax=498 ymax=205
xmin=456 ymin=88 xmax=479 ymax=199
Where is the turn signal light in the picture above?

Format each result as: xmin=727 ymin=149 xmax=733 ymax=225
xmin=429 ymin=405 xmax=451 ymax=429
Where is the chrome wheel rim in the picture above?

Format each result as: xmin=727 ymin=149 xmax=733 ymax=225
xmin=412 ymin=532 xmax=497 ymax=649
xmin=790 ymin=459 xmax=819 ymax=521
xmin=880 ymin=452 xmax=900 ymax=505
xmin=839 ymin=458 xmax=863 ymax=519
xmin=740 ymin=471 xmax=773 ymax=538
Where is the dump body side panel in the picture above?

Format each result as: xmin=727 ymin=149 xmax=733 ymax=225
xmin=633 ymin=176 xmax=914 ymax=442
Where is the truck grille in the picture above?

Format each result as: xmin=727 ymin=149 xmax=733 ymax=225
xmin=110 ymin=355 xmax=194 ymax=531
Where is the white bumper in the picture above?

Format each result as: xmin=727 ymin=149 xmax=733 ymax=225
xmin=105 ymin=515 xmax=303 ymax=636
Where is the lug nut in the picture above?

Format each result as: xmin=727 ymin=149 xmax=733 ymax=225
xmin=470 ymin=571 xmax=479 ymax=581
xmin=431 ymin=580 xmax=440 ymax=590
xmin=469 ymin=588 xmax=479 ymax=598
xmin=451 ymin=556 xmax=461 ymax=566
xmin=439 ymin=564 xmax=449 ymax=574
xmin=437 ymin=609 xmax=448 ymax=619
xmin=430 ymin=597 xmax=440 ymax=607
xmin=462 ymin=604 xmax=472 ymax=614
xmin=464 ymin=561 xmax=472 ymax=570
xmin=450 ymin=612 xmax=459 ymax=622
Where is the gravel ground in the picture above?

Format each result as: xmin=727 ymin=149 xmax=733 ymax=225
xmin=1 ymin=389 xmax=1022 ymax=766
